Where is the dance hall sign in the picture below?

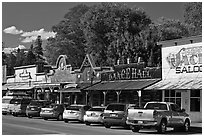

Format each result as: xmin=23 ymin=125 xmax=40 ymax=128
xmin=164 ymin=42 xmax=202 ymax=77
xmin=102 ymin=64 xmax=161 ymax=81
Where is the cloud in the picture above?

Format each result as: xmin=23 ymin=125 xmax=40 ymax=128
xmin=3 ymin=26 xmax=56 ymax=43
xmin=3 ymin=26 xmax=23 ymax=34
xmin=21 ymin=28 xmax=56 ymax=43
xmin=15 ymin=45 xmax=26 ymax=50
xmin=3 ymin=45 xmax=26 ymax=54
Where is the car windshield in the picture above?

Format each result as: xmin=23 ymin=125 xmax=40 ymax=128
xmin=10 ymin=99 xmax=22 ymax=104
xmin=30 ymin=101 xmax=45 ymax=106
xmin=66 ymin=106 xmax=81 ymax=111
xmin=2 ymin=98 xmax=12 ymax=103
xmin=145 ymin=103 xmax=168 ymax=110
xmin=106 ymin=104 xmax=125 ymax=111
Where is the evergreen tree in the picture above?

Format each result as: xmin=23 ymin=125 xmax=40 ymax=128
xmin=23 ymin=44 xmax=36 ymax=65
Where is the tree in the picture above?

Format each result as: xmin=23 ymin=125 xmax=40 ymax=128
xmin=140 ymin=17 xmax=193 ymax=67
xmin=44 ymin=4 xmax=90 ymax=67
xmin=81 ymin=2 xmax=151 ymax=66
xmin=2 ymin=42 xmax=7 ymax=65
xmin=23 ymin=44 xmax=36 ymax=65
xmin=33 ymin=35 xmax=48 ymax=65
xmin=5 ymin=52 xmax=16 ymax=75
xmin=184 ymin=2 xmax=202 ymax=36
xmin=15 ymin=48 xmax=25 ymax=67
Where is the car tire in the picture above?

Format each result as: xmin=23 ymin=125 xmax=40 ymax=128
xmin=131 ymin=126 xmax=140 ymax=132
xmin=104 ymin=123 xmax=111 ymax=128
xmin=28 ymin=115 xmax=32 ymax=118
xmin=57 ymin=114 xmax=63 ymax=121
xmin=182 ymin=120 xmax=190 ymax=132
xmin=85 ymin=122 xmax=91 ymax=126
xmin=64 ymin=120 xmax=69 ymax=123
xmin=157 ymin=120 xmax=166 ymax=134
xmin=13 ymin=113 xmax=18 ymax=117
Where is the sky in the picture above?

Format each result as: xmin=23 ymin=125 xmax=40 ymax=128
xmin=2 ymin=1 xmax=188 ymax=50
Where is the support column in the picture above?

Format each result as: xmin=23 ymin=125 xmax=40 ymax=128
xmin=60 ymin=92 xmax=63 ymax=104
xmin=33 ymin=88 xmax=37 ymax=99
xmin=86 ymin=91 xmax=89 ymax=105
xmin=103 ymin=91 xmax=107 ymax=106
xmin=116 ymin=91 xmax=121 ymax=103
xmin=74 ymin=94 xmax=77 ymax=104
xmin=137 ymin=90 xmax=142 ymax=108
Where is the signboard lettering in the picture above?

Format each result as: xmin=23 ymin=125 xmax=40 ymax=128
xmin=102 ymin=64 xmax=161 ymax=81
xmin=166 ymin=46 xmax=202 ymax=74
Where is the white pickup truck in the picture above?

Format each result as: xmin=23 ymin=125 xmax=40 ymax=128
xmin=126 ymin=102 xmax=191 ymax=133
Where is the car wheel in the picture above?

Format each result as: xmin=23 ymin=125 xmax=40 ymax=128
xmin=13 ymin=113 xmax=18 ymax=117
xmin=28 ymin=115 xmax=32 ymax=118
xmin=57 ymin=114 xmax=63 ymax=121
xmin=85 ymin=122 xmax=91 ymax=126
xmin=131 ymin=125 xmax=140 ymax=132
xmin=182 ymin=120 xmax=190 ymax=132
xmin=157 ymin=120 xmax=166 ymax=134
xmin=104 ymin=123 xmax=111 ymax=128
xmin=64 ymin=120 xmax=69 ymax=123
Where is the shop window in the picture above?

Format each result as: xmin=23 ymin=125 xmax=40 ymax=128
xmin=190 ymin=90 xmax=200 ymax=112
xmin=164 ymin=90 xmax=181 ymax=107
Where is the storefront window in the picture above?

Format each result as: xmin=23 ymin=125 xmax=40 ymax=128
xmin=164 ymin=90 xmax=181 ymax=107
xmin=190 ymin=90 xmax=200 ymax=112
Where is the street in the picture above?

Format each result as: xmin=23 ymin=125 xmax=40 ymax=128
xmin=2 ymin=115 xmax=202 ymax=135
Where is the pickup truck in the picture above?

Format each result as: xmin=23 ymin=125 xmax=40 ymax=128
xmin=126 ymin=102 xmax=191 ymax=133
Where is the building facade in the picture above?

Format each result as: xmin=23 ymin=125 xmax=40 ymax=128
xmin=146 ymin=35 xmax=202 ymax=122
xmin=85 ymin=63 xmax=162 ymax=107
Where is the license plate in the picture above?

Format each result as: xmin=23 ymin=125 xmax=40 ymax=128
xmin=138 ymin=121 xmax=143 ymax=124
xmin=45 ymin=110 xmax=50 ymax=113
xmin=31 ymin=108 xmax=35 ymax=110
xmin=110 ymin=114 xmax=117 ymax=117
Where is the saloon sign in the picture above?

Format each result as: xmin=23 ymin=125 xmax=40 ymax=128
xmin=166 ymin=46 xmax=202 ymax=74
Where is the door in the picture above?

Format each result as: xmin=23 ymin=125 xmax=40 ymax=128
xmin=169 ymin=104 xmax=184 ymax=126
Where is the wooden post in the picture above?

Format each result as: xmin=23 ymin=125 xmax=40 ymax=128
xmin=103 ymin=91 xmax=107 ymax=106
xmin=116 ymin=91 xmax=121 ymax=103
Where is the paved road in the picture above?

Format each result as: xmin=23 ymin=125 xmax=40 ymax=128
xmin=2 ymin=115 xmax=202 ymax=135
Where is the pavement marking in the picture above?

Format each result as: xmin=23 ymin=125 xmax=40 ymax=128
xmin=3 ymin=122 xmax=71 ymax=135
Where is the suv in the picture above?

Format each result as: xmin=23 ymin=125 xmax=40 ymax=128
xmin=63 ymin=104 xmax=91 ymax=123
xmin=40 ymin=103 xmax=64 ymax=121
xmin=10 ymin=98 xmax=32 ymax=116
xmin=102 ymin=103 xmax=132 ymax=128
xmin=2 ymin=96 xmax=14 ymax=115
xmin=26 ymin=100 xmax=51 ymax=118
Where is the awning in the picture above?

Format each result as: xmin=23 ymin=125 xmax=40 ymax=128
xmin=57 ymin=87 xmax=81 ymax=93
xmin=145 ymin=77 xmax=202 ymax=90
xmin=2 ymin=83 xmax=34 ymax=90
xmin=84 ymin=79 xmax=160 ymax=91
xmin=34 ymin=83 xmax=60 ymax=88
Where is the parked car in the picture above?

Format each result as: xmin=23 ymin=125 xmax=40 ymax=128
xmin=40 ymin=103 xmax=64 ymax=121
xmin=2 ymin=96 xmax=15 ymax=115
xmin=63 ymin=104 xmax=91 ymax=123
xmin=9 ymin=98 xmax=32 ymax=116
xmin=84 ymin=106 xmax=106 ymax=125
xmin=102 ymin=103 xmax=134 ymax=129
xmin=26 ymin=100 xmax=51 ymax=118
xmin=126 ymin=102 xmax=191 ymax=134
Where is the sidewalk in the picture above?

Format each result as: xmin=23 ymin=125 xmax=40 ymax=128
xmin=191 ymin=122 xmax=202 ymax=128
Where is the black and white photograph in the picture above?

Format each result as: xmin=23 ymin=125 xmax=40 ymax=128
xmin=1 ymin=1 xmax=202 ymax=135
